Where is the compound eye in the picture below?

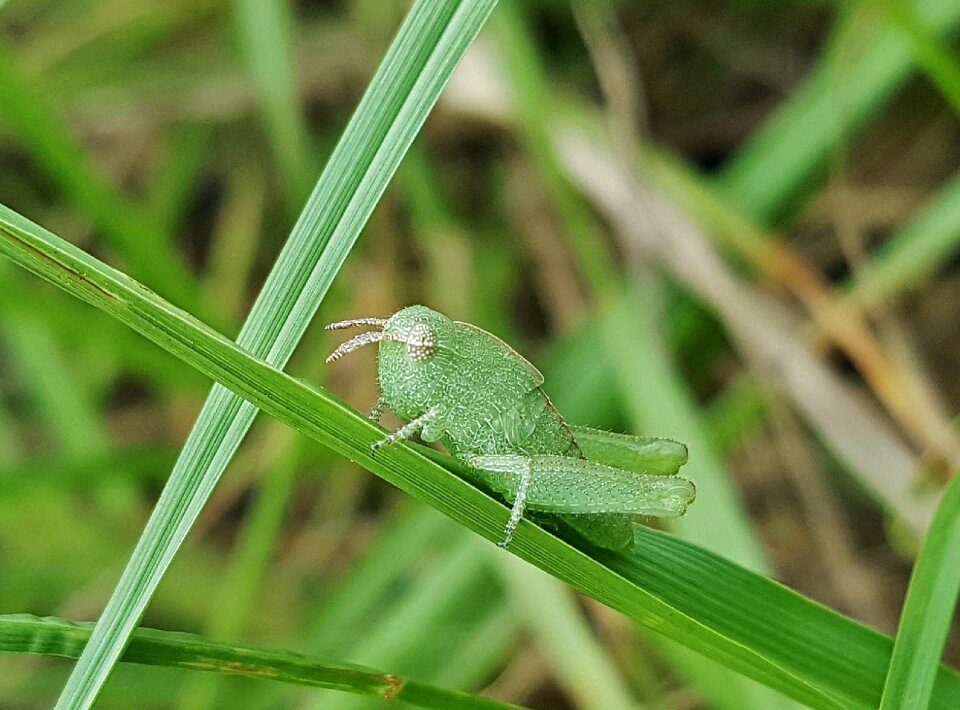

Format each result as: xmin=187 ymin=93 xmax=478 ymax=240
xmin=405 ymin=323 xmax=437 ymax=362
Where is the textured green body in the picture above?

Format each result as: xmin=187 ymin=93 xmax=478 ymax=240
xmin=373 ymin=307 xmax=686 ymax=549
xmin=328 ymin=305 xmax=694 ymax=550
xmin=377 ymin=307 xmax=578 ymax=461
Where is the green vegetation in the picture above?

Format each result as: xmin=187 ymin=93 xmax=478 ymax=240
xmin=1 ymin=1 xmax=959 ymax=708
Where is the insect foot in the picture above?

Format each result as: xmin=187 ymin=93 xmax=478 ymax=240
xmin=368 ymin=396 xmax=387 ymax=423
xmin=467 ymin=456 xmax=533 ymax=548
xmin=369 ymin=406 xmax=440 ymax=453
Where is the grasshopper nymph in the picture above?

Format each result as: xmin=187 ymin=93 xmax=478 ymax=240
xmin=326 ymin=305 xmax=695 ymax=550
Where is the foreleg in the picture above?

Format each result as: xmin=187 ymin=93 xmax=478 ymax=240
xmin=369 ymin=395 xmax=387 ymax=422
xmin=371 ymin=406 xmax=440 ymax=452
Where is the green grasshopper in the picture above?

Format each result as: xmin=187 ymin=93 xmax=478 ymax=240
xmin=326 ymin=305 xmax=695 ymax=550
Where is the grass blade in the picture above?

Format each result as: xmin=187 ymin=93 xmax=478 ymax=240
xmin=491 ymin=8 xmax=793 ymax=704
xmin=0 ymin=615 xmax=518 ymax=710
xmin=28 ymin=1 xmax=500 ymax=707
xmin=882 ymin=0 xmax=960 ymax=116
xmin=880 ymin=470 xmax=960 ymax=709
xmin=5 ymin=200 xmax=960 ymax=710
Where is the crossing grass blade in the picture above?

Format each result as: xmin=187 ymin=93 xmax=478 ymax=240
xmin=4 ymin=200 xmax=960 ymax=710
xmin=11 ymin=1 xmax=501 ymax=707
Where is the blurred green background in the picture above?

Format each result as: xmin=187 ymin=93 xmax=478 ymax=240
xmin=1 ymin=0 xmax=960 ymax=707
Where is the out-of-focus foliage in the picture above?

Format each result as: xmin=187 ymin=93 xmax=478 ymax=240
xmin=1 ymin=0 xmax=959 ymax=707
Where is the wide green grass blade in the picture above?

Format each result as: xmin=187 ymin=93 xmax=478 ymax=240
xmin=0 ymin=615 xmax=517 ymax=710
xmin=6 ymin=202 xmax=960 ymax=709
xmin=24 ymin=1 xmax=500 ymax=707
xmin=880 ymin=470 xmax=960 ymax=709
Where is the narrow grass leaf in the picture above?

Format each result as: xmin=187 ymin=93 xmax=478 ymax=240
xmin=882 ymin=0 xmax=960 ymax=116
xmin=307 ymin=506 xmax=454 ymax=655
xmin=493 ymin=550 xmax=637 ymax=710
xmin=492 ymin=8 xmax=788 ymax=706
xmin=600 ymin=282 xmax=797 ymax=710
xmin=0 ymin=615 xmax=517 ymax=710
xmin=145 ymin=123 xmax=213 ymax=237
xmin=33 ymin=1 xmax=499 ymax=707
xmin=0 ymin=308 xmax=105 ymax=457
xmin=880 ymin=470 xmax=960 ymax=709
xmin=316 ymin=533 xmax=488 ymax=710
xmin=0 ymin=447 xmax=174 ymax=497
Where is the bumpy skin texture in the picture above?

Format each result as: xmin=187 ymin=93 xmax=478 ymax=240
xmin=378 ymin=307 xmax=579 ymax=461
xmin=353 ymin=306 xmax=694 ymax=550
